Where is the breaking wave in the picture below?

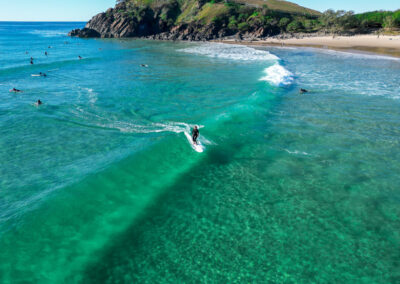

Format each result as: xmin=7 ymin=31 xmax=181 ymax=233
xmin=260 ymin=63 xmax=294 ymax=86
xmin=180 ymin=43 xmax=294 ymax=87
xmin=179 ymin=43 xmax=279 ymax=61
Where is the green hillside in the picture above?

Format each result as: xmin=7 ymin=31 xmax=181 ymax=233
xmin=77 ymin=0 xmax=399 ymax=39
xmin=125 ymin=0 xmax=320 ymax=16
xmin=355 ymin=10 xmax=400 ymax=29
xmin=232 ymin=0 xmax=320 ymax=16
xmin=118 ymin=0 xmax=321 ymax=32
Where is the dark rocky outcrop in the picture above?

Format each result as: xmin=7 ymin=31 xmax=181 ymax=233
xmin=69 ymin=28 xmax=100 ymax=38
xmin=71 ymin=2 xmax=178 ymax=39
xmin=68 ymin=1 xmax=289 ymax=41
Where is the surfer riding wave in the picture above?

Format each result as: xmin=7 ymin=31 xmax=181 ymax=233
xmin=61 ymin=107 xmax=209 ymax=152
xmin=192 ymin=126 xmax=199 ymax=145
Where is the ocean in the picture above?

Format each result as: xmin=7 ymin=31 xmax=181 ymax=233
xmin=1 ymin=22 xmax=400 ymax=283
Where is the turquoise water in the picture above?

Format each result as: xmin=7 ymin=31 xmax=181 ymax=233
xmin=1 ymin=22 xmax=400 ymax=283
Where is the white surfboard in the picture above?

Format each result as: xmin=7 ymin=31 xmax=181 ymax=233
xmin=184 ymin=132 xmax=204 ymax=153
xmin=31 ymin=74 xmax=41 ymax=77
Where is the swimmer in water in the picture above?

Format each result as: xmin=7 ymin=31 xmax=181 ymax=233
xmin=10 ymin=88 xmax=22 ymax=93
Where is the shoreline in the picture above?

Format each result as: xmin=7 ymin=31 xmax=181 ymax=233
xmin=220 ymin=35 xmax=400 ymax=58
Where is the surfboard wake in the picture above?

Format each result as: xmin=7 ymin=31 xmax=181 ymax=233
xmin=184 ymin=132 xmax=204 ymax=153
xmin=63 ymin=107 xmax=209 ymax=152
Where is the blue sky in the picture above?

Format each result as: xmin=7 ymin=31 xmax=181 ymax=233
xmin=295 ymin=0 xmax=399 ymax=13
xmin=0 ymin=0 xmax=398 ymax=21
xmin=0 ymin=0 xmax=115 ymax=21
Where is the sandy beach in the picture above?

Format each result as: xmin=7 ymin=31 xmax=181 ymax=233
xmin=223 ymin=35 xmax=400 ymax=58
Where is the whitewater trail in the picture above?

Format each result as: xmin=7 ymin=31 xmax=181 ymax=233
xmin=68 ymin=107 xmax=213 ymax=149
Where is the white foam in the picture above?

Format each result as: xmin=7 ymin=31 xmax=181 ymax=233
xmin=180 ymin=43 xmax=279 ymax=61
xmin=86 ymin=88 xmax=98 ymax=104
xmin=29 ymin=30 xmax=67 ymax=38
xmin=106 ymin=120 xmax=209 ymax=151
xmin=284 ymin=149 xmax=311 ymax=156
xmin=260 ymin=63 xmax=294 ymax=86
xmin=198 ymin=136 xmax=214 ymax=146
xmin=70 ymin=108 xmax=207 ymax=143
xmin=321 ymin=48 xmax=400 ymax=61
xmin=293 ymin=46 xmax=400 ymax=61
xmin=295 ymin=66 xmax=400 ymax=99
xmin=77 ymin=87 xmax=98 ymax=104
xmin=180 ymin=43 xmax=296 ymax=88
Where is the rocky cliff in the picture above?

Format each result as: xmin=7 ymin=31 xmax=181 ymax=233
xmin=69 ymin=0 xmax=319 ymax=40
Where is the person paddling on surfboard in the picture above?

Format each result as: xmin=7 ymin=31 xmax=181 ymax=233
xmin=192 ymin=126 xmax=199 ymax=145
xmin=10 ymin=88 xmax=22 ymax=93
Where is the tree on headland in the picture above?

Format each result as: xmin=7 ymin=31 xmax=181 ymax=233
xmin=278 ymin=17 xmax=290 ymax=31
xmin=383 ymin=16 xmax=395 ymax=29
xmin=286 ymin=20 xmax=303 ymax=33
xmin=101 ymin=0 xmax=400 ymax=37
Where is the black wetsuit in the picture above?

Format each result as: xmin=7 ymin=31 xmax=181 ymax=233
xmin=192 ymin=128 xmax=199 ymax=144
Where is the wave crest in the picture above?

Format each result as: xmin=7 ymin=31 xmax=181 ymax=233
xmin=180 ymin=43 xmax=279 ymax=61
xmin=260 ymin=63 xmax=294 ymax=86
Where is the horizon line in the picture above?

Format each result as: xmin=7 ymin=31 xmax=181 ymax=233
xmin=0 ymin=20 xmax=88 ymax=23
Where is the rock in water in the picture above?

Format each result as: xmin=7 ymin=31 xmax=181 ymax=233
xmin=68 ymin=28 xmax=100 ymax=38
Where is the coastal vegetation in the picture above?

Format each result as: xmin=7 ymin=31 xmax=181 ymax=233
xmin=71 ymin=0 xmax=400 ymax=39
xmin=320 ymin=9 xmax=400 ymax=33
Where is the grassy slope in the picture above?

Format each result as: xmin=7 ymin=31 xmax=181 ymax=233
xmin=176 ymin=0 xmax=201 ymax=23
xmin=195 ymin=3 xmax=231 ymax=24
xmin=129 ymin=0 xmax=320 ymax=16
xmin=232 ymin=0 xmax=320 ymax=16
xmin=181 ymin=0 xmax=321 ymax=25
